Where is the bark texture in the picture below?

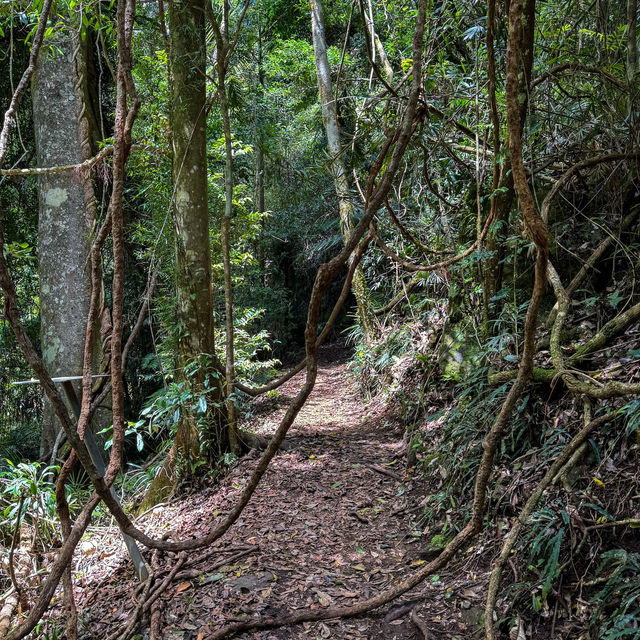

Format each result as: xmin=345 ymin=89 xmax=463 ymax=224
xmin=482 ymin=0 xmax=535 ymax=326
xmin=310 ymin=0 xmax=375 ymax=338
xmin=32 ymin=31 xmax=101 ymax=456
xmin=171 ymin=0 xmax=213 ymax=363
xmin=143 ymin=0 xmax=227 ymax=507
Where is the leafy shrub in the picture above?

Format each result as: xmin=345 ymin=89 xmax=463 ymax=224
xmin=418 ymin=366 xmax=510 ymax=523
xmin=138 ymin=354 xmax=222 ymax=444
xmin=214 ymin=307 xmax=280 ymax=384
xmin=524 ymin=503 xmax=569 ymax=612
xmin=346 ymin=317 xmax=436 ymax=398
xmin=590 ymin=550 xmax=640 ymax=640
xmin=0 ymin=460 xmax=58 ymax=546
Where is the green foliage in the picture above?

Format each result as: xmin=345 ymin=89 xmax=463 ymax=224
xmin=0 ymin=321 xmax=41 ymax=462
xmin=524 ymin=504 xmax=568 ymax=610
xmin=619 ymin=397 xmax=640 ymax=438
xmin=346 ymin=320 xmax=416 ymax=397
xmin=98 ymin=421 xmax=146 ymax=454
xmin=418 ymin=366 xmax=510 ymax=524
xmin=215 ymin=307 xmax=280 ymax=383
xmin=1 ymin=5 xmax=639 ymax=638
xmin=0 ymin=460 xmax=58 ymax=544
xmin=591 ymin=550 xmax=640 ymax=639
xmin=138 ymin=305 xmax=280 ymax=468
xmin=139 ymin=356 xmax=222 ymax=444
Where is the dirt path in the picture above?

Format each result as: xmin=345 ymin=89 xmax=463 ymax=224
xmin=71 ymin=347 xmax=482 ymax=640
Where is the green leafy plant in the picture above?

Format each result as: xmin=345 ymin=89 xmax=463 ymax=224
xmin=98 ymin=421 xmax=147 ymax=454
xmin=346 ymin=319 xmax=419 ymax=397
xmin=0 ymin=460 xmax=59 ymax=545
xmin=590 ymin=550 xmax=640 ymax=639
xmin=215 ymin=307 xmax=280 ymax=384
xmin=525 ymin=504 xmax=568 ymax=610
xmin=139 ymin=360 xmax=221 ymax=442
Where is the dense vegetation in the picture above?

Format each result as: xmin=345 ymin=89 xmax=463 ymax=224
xmin=0 ymin=0 xmax=639 ymax=638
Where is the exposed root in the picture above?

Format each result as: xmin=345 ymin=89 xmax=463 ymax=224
xmin=0 ymin=588 xmax=19 ymax=637
xmin=109 ymin=570 xmax=155 ymax=640
xmin=410 ymin=608 xmax=432 ymax=639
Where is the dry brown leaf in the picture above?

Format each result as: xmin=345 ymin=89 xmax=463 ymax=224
xmin=174 ymin=582 xmax=192 ymax=594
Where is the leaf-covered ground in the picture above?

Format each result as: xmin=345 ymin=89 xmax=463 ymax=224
xmin=64 ymin=346 xmax=488 ymax=640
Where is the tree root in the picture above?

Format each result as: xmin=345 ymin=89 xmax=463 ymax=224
xmin=109 ymin=569 xmax=155 ymax=640
xmin=109 ymin=546 xmax=259 ymax=640
xmin=203 ymin=508 xmax=482 ymax=639
xmin=490 ymin=299 xmax=640 ymax=389
xmin=108 ymin=552 xmax=186 ymax=640
xmin=149 ymin=550 xmax=162 ymax=640
xmin=586 ymin=518 xmax=640 ymax=530
xmin=150 ymin=600 xmax=162 ymax=640
xmin=172 ymin=547 xmax=257 ymax=582
xmin=410 ymin=608 xmax=432 ymax=639
xmin=553 ymin=441 xmax=588 ymax=491
xmin=553 ymin=398 xmax=592 ymax=491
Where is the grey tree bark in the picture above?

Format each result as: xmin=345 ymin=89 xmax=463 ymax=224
xmin=364 ymin=0 xmax=393 ymax=84
xmin=310 ymin=0 xmax=375 ymax=339
xmin=32 ymin=31 xmax=102 ymax=457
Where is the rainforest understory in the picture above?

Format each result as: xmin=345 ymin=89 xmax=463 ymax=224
xmin=1 ymin=0 xmax=640 ymax=638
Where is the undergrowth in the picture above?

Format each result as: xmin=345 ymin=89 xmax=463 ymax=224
xmin=347 ymin=301 xmax=640 ymax=639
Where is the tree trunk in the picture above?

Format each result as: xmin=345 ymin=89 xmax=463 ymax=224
xmin=628 ymin=0 xmax=638 ymax=120
xmin=143 ymin=0 xmax=227 ymax=508
xmin=365 ymin=0 xmax=393 ymax=84
xmin=217 ymin=46 xmax=239 ymax=452
xmin=310 ymin=0 xmax=375 ymax=339
xmin=32 ymin=30 xmax=102 ymax=457
xmin=482 ymin=0 xmax=535 ymax=330
xmin=255 ymin=24 xmax=267 ymax=286
xmin=255 ymin=25 xmax=266 ymax=219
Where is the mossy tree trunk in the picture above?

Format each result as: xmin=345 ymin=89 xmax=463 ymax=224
xmin=482 ymin=0 xmax=535 ymax=333
xmin=143 ymin=0 xmax=228 ymax=509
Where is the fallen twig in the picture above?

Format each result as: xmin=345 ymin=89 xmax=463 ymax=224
xmin=586 ymin=518 xmax=640 ymax=530
xmin=367 ymin=464 xmax=404 ymax=482
xmin=384 ymin=600 xmax=420 ymax=623
xmin=391 ymin=502 xmax=424 ymax=517
xmin=172 ymin=547 xmax=257 ymax=581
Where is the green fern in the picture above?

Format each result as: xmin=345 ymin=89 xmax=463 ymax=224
xmin=590 ymin=550 xmax=640 ymax=639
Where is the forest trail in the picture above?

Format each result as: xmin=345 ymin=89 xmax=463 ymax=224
xmin=72 ymin=346 xmax=480 ymax=640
